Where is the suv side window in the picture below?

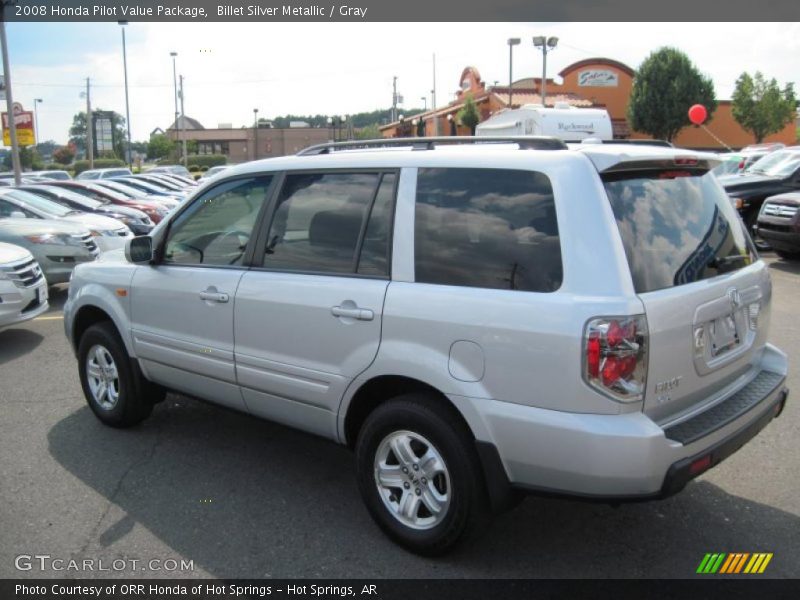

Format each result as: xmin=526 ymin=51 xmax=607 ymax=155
xmin=262 ymin=172 xmax=391 ymax=275
xmin=414 ymin=167 xmax=562 ymax=292
xmin=163 ymin=177 xmax=271 ymax=266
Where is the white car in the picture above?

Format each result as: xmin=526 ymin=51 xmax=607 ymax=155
xmin=0 ymin=189 xmax=132 ymax=252
xmin=0 ymin=242 xmax=48 ymax=328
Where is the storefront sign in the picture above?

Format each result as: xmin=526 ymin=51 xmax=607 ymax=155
xmin=578 ymin=70 xmax=619 ymax=87
xmin=2 ymin=105 xmax=35 ymax=146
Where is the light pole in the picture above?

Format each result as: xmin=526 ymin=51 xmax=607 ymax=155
xmin=119 ymin=21 xmax=132 ymax=168
xmin=253 ymin=108 xmax=258 ymax=160
xmin=507 ymin=38 xmax=520 ymax=108
xmin=33 ymin=98 xmax=42 ymax=147
xmin=421 ymin=96 xmax=427 ymax=111
xmin=170 ymin=51 xmax=178 ymax=159
xmin=533 ymin=36 xmax=559 ymax=107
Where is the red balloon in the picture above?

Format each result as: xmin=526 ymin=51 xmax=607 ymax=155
xmin=688 ymin=104 xmax=707 ymax=126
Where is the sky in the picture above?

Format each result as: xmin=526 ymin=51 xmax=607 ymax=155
xmin=3 ymin=21 xmax=800 ymax=146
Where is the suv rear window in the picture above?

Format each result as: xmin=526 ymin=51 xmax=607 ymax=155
xmin=603 ymin=170 xmax=755 ymax=293
xmin=415 ymin=168 xmax=562 ymax=292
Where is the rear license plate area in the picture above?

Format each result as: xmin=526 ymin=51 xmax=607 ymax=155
xmin=709 ymin=313 xmax=739 ymax=357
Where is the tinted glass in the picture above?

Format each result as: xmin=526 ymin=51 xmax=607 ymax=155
xmin=262 ymin=172 xmax=379 ymax=274
xmin=357 ymin=173 xmax=395 ymax=276
xmin=414 ymin=168 xmax=562 ymax=292
xmin=5 ymin=190 xmax=72 ymax=217
xmin=604 ymin=170 xmax=756 ymax=293
xmin=164 ymin=177 xmax=271 ymax=266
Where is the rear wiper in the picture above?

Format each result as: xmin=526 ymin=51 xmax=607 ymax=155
xmin=708 ymin=255 xmax=750 ymax=269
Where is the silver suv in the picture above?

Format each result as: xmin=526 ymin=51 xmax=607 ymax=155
xmin=64 ymin=138 xmax=789 ymax=555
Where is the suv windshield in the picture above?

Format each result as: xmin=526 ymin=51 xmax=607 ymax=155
xmin=746 ymin=150 xmax=800 ymax=177
xmin=604 ymin=170 xmax=755 ymax=293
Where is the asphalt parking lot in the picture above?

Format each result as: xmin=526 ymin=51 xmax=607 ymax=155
xmin=1 ymin=255 xmax=798 ymax=579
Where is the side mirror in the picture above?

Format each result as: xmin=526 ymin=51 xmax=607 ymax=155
xmin=125 ymin=236 xmax=153 ymax=264
xmin=10 ymin=211 xmax=27 ymax=219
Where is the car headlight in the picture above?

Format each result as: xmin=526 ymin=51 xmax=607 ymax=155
xmin=25 ymin=233 xmax=70 ymax=245
xmin=90 ymin=229 xmax=118 ymax=238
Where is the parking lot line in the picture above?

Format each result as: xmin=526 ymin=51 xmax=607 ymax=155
xmin=35 ymin=315 xmax=64 ymax=321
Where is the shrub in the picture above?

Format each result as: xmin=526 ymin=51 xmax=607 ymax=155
xmin=73 ymin=158 xmax=126 ymax=175
xmin=184 ymin=154 xmax=227 ymax=168
xmin=188 ymin=164 xmax=200 ymax=172
xmin=200 ymin=166 xmax=209 ymax=171
xmin=44 ymin=163 xmax=68 ymax=171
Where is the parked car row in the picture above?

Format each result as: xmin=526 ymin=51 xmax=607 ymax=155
xmin=714 ymin=145 xmax=800 ymax=259
xmin=0 ymin=168 xmax=200 ymax=328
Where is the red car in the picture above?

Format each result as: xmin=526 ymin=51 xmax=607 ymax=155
xmin=45 ymin=181 xmax=169 ymax=224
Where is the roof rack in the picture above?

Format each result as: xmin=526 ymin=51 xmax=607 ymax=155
xmin=296 ymin=136 xmax=568 ymax=156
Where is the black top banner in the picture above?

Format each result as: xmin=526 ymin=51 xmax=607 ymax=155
xmin=2 ymin=0 xmax=800 ymax=21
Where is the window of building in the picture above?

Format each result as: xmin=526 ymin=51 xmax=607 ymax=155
xmin=261 ymin=172 xmax=393 ymax=276
xmin=414 ymin=168 xmax=562 ymax=292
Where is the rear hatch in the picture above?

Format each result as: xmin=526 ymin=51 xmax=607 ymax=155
xmin=600 ymin=157 xmax=769 ymax=424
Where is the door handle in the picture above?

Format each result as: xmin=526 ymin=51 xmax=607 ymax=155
xmin=199 ymin=290 xmax=229 ymax=303
xmin=331 ymin=305 xmax=374 ymax=321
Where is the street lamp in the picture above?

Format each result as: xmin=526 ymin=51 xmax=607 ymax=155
xmin=170 ymin=51 xmax=178 ymax=151
xmin=253 ymin=108 xmax=259 ymax=160
xmin=507 ymin=38 xmax=521 ymax=108
xmin=33 ymin=98 xmax=42 ymax=146
xmin=533 ymin=36 xmax=559 ymax=107
xmin=119 ymin=21 xmax=132 ymax=167
xmin=421 ymin=96 xmax=427 ymax=111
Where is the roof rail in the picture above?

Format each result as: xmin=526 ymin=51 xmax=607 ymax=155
xmin=296 ymin=136 xmax=568 ymax=156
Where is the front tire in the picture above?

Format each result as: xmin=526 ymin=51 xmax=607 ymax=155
xmin=78 ymin=322 xmax=159 ymax=427
xmin=355 ymin=395 xmax=489 ymax=555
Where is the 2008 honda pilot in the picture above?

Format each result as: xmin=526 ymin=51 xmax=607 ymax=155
xmin=64 ymin=137 xmax=789 ymax=555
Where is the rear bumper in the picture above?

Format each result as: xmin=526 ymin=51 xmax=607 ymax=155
xmin=460 ymin=344 xmax=788 ymax=502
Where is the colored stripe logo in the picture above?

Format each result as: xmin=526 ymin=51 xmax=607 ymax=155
xmin=697 ymin=553 xmax=773 ymax=574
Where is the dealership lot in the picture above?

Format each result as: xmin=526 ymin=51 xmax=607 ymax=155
xmin=0 ymin=255 xmax=798 ymax=579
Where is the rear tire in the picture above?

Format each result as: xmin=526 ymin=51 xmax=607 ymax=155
xmin=78 ymin=322 xmax=161 ymax=427
xmin=355 ymin=394 xmax=489 ymax=555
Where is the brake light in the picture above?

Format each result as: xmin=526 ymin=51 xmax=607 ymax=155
xmin=674 ymin=156 xmax=698 ymax=166
xmin=583 ymin=316 xmax=648 ymax=403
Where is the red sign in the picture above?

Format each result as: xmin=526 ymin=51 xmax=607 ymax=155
xmin=2 ymin=110 xmax=35 ymax=145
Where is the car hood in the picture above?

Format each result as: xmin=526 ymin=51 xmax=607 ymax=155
xmin=62 ymin=213 xmax=127 ymax=231
xmin=720 ymin=173 xmax=780 ymax=190
xmin=97 ymin=247 xmax=127 ymax=263
xmin=0 ymin=217 xmax=89 ymax=236
xmin=98 ymin=205 xmax=148 ymax=219
xmin=0 ymin=241 xmax=33 ymax=264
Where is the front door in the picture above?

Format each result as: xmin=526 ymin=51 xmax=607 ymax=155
xmin=130 ymin=176 xmax=274 ymax=411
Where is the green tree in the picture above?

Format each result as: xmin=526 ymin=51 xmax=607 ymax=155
xmin=457 ymin=94 xmax=481 ymax=135
xmin=627 ymin=47 xmax=717 ymax=142
xmin=355 ymin=124 xmax=382 ymax=140
xmin=69 ymin=111 xmax=127 ymax=159
xmin=146 ymin=134 xmax=174 ymax=160
xmin=731 ymin=72 xmax=796 ymax=143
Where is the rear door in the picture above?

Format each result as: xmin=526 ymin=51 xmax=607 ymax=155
xmin=602 ymin=164 xmax=770 ymax=424
xmin=233 ymin=171 xmax=396 ymax=439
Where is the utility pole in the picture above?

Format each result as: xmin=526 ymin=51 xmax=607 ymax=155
xmin=179 ymin=75 xmax=186 ymax=165
xmin=120 ymin=21 xmax=132 ymax=168
xmin=432 ymin=53 xmax=438 ymax=136
xmin=253 ymin=108 xmax=259 ymax=161
xmin=0 ymin=20 xmax=22 ymax=184
xmin=86 ymin=78 xmax=94 ymax=169
xmin=392 ymin=76 xmax=397 ymax=123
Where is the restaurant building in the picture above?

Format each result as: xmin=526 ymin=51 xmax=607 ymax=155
xmin=381 ymin=60 xmax=796 ymax=149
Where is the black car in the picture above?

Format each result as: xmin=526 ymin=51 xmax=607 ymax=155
xmin=755 ymin=192 xmax=800 ymax=259
xmin=720 ymin=147 xmax=800 ymax=230
xmin=20 ymin=184 xmax=154 ymax=235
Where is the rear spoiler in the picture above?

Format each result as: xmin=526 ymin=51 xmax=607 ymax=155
xmin=579 ymin=147 xmax=721 ymax=174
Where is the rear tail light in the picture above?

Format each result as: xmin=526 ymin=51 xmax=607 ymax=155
xmin=747 ymin=302 xmax=760 ymax=331
xmin=584 ymin=315 xmax=648 ymax=403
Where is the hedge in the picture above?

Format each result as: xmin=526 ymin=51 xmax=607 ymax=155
xmin=73 ymin=158 xmax=126 ymax=175
xmin=185 ymin=154 xmax=227 ymax=168
xmin=44 ymin=163 xmax=69 ymax=171
xmin=188 ymin=164 xmax=200 ymax=172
